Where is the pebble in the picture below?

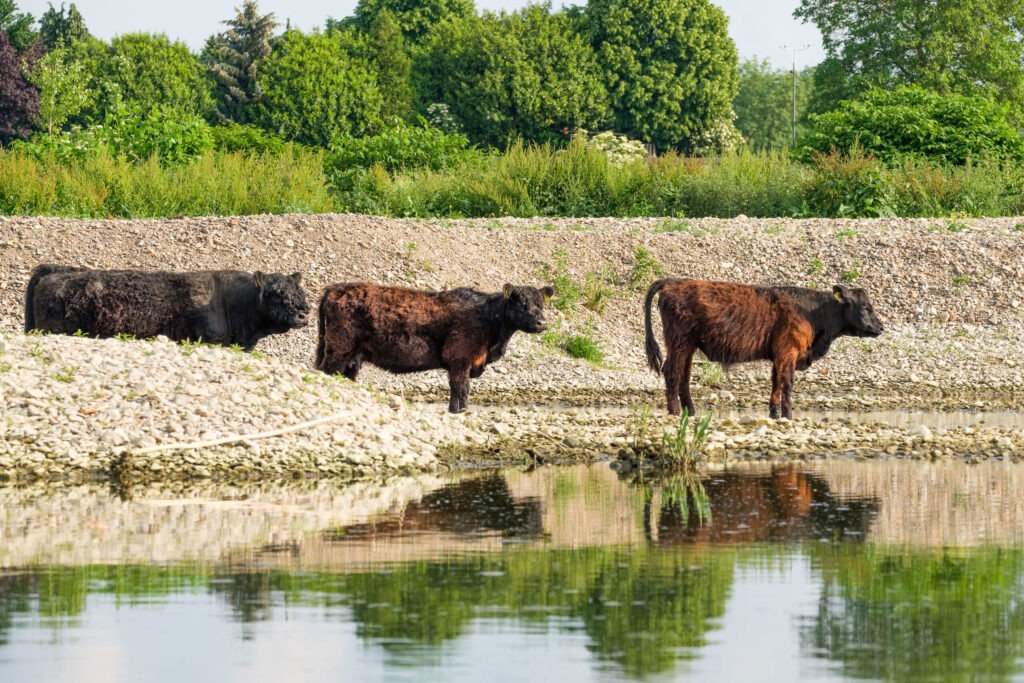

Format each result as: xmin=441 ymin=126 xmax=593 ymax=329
xmin=1 ymin=215 xmax=1023 ymax=482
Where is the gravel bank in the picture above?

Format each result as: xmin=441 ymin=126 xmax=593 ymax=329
xmin=1 ymin=214 xmax=1022 ymax=482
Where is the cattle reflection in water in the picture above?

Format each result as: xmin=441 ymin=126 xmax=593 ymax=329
xmin=643 ymin=466 xmax=880 ymax=545
xmin=325 ymin=474 xmax=544 ymax=541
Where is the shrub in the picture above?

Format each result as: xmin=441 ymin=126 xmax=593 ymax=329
xmin=801 ymin=146 xmax=896 ymax=217
xmin=797 ymin=85 xmax=1024 ymax=165
xmin=12 ymin=104 xmax=214 ymax=165
xmin=210 ymin=123 xmax=289 ymax=154
xmin=585 ymin=130 xmax=646 ymax=166
xmin=325 ymin=120 xmax=478 ymax=194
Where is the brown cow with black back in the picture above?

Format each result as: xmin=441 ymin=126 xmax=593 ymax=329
xmin=644 ymin=278 xmax=883 ymax=419
xmin=316 ymin=282 xmax=554 ymax=413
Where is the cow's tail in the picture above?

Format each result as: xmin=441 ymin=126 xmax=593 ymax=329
xmin=644 ymin=279 xmax=668 ymax=375
xmin=24 ymin=264 xmax=74 ymax=332
xmin=314 ymin=291 xmax=330 ymax=371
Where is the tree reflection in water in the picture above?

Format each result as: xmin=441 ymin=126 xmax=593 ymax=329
xmin=2 ymin=465 xmax=1023 ymax=680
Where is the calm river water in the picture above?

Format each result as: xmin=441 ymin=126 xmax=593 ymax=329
xmin=2 ymin=459 xmax=1024 ymax=682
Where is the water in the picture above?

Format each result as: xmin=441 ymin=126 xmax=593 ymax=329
xmin=3 ymin=460 xmax=1024 ymax=682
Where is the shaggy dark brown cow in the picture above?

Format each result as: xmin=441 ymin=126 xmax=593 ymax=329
xmin=25 ymin=264 xmax=310 ymax=350
xmin=644 ymin=279 xmax=883 ymax=419
xmin=316 ymin=282 xmax=554 ymax=413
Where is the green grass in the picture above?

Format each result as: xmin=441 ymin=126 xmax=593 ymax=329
xmin=0 ymin=147 xmax=332 ymax=218
xmin=542 ymin=324 xmax=606 ymax=364
xmin=659 ymin=411 xmax=714 ymax=469
xmin=629 ymin=247 xmax=665 ymax=289
xmin=5 ymin=140 xmax=1024 ymax=218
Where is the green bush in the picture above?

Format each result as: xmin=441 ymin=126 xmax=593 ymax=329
xmin=210 ymin=123 xmax=289 ymax=154
xmin=801 ymin=146 xmax=896 ymax=217
xmin=13 ymin=104 xmax=214 ymax=165
xmin=325 ymin=120 xmax=478 ymax=196
xmin=797 ymin=85 xmax=1024 ymax=165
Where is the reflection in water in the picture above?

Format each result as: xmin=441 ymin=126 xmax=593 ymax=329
xmin=803 ymin=546 xmax=1024 ymax=681
xmin=641 ymin=467 xmax=879 ymax=546
xmin=2 ymin=461 xmax=1024 ymax=682
xmin=326 ymin=474 xmax=545 ymax=542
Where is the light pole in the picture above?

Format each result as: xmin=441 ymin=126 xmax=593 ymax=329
xmin=781 ymin=44 xmax=810 ymax=148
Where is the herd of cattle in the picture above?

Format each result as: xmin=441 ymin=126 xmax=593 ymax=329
xmin=22 ymin=264 xmax=884 ymax=417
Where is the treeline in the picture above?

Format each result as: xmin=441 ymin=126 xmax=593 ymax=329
xmin=0 ymin=0 xmax=1023 ymax=219
xmin=0 ymin=0 xmax=739 ymax=154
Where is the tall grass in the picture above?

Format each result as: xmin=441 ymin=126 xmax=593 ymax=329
xmin=3 ymin=141 xmax=1023 ymax=219
xmin=0 ymin=147 xmax=333 ymax=217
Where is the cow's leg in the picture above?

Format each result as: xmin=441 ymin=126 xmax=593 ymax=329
xmin=343 ymin=359 xmax=361 ymax=382
xmin=769 ymin=365 xmax=781 ymax=418
xmin=447 ymin=361 xmax=472 ymax=413
xmin=770 ymin=355 xmax=797 ymax=419
xmin=663 ymin=345 xmax=695 ymax=416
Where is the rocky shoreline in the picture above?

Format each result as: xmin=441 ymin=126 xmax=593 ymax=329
xmin=1 ymin=213 xmax=1023 ymax=483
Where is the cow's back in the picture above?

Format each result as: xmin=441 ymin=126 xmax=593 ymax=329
xmin=28 ymin=268 xmax=216 ymax=339
xmin=317 ymin=283 xmax=463 ymax=373
xmin=658 ymin=280 xmax=809 ymax=364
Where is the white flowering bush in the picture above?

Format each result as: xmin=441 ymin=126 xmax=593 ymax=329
xmin=689 ymin=112 xmax=745 ymax=156
xmin=581 ymin=129 xmax=647 ymax=165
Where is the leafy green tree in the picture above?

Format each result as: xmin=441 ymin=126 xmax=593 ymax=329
xmin=343 ymin=0 xmax=475 ymax=42
xmin=582 ymin=0 xmax=738 ymax=153
xmin=25 ymin=47 xmax=89 ymax=136
xmin=0 ymin=0 xmax=35 ymax=52
xmin=733 ymin=57 xmax=814 ymax=149
xmin=39 ymin=2 xmax=89 ymax=49
xmin=202 ymin=0 xmax=278 ymax=124
xmin=797 ymin=85 xmax=1024 ymax=165
xmin=794 ymin=0 xmax=1024 ymax=118
xmin=0 ymin=29 xmax=41 ymax=143
xmin=102 ymin=33 xmax=215 ymax=118
xmin=366 ymin=9 xmax=414 ymax=122
xmin=420 ymin=6 xmax=609 ymax=148
xmin=251 ymin=29 xmax=382 ymax=146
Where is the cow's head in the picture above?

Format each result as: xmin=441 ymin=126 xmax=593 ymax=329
xmin=833 ymin=284 xmax=883 ymax=337
xmin=256 ymin=271 xmax=310 ymax=329
xmin=502 ymin=284 xmax=555 ymax=333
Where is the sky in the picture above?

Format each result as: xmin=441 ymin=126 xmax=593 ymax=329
xmin=17 ymin=0 xmax=825 ymax=70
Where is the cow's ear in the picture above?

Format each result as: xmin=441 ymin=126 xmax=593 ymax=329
xmin=254 ymin=271 xmax=265 ymax=289
xmin=833 ymin=284 xmax=847 ymax=302
xmin=503 ymin=283 xmax=512 ymax=299
xmin=542 ymin=286 xmax=555 ymax=302
xmin=290 ymin=272 xmax=302 ymax=284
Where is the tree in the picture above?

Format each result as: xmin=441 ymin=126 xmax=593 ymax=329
xmin=0 ymin=0 xmax=35 ymax=52
xmin=342 ymin=0 xmax=475 ymax=42
xmin=420 ymin=7 xmax=610 ymax=147
xmin=366 ymin=9 xmax=414 ymax=122
xmin=795 ymin=0 xmax=1024 ymax=118
xmin=26 ymin=47 xmax=90 ymax=136
xmin=797 ymin=85 xmax=1024 ymax=165
xmin=39 ymin=2 xmax=89 ymax=49
xmin=103 ymin=33 xmax=215 ymax=118
xmin=202 ymin=0 xmax=278 ymax=124
xmin=251 ymin=29 xmax=383 ymax=146
xmin=733 ymin=57 xmax=814 ymax=149
xmin=0 ymin=29 xmax=41 ymax=143
xmin=583 ymin=0 xmax=738 ymax=152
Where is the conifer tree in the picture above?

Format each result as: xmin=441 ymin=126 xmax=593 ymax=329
xmin=203 ymin=0 xmax=278 ymax=123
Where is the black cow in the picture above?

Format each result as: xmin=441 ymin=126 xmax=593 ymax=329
xmin=25 ymin=264 xmax=310 ymax=350
xmin=316 ymin=282 xmax=554 ymax=412
xmin=644 ymin=279 xmax=884 ymax=419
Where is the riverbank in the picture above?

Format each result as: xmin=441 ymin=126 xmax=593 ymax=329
xmin=1 ymin=214 xmax=1023 ymax=483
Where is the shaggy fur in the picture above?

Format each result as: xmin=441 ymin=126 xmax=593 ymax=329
xmin=644 ymin=279 xmax=883 ymax=419
xmin=25 ymin=265 xmax=310 ymax=350
xmin=316 ymin=282 xmax=554 ymax=413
